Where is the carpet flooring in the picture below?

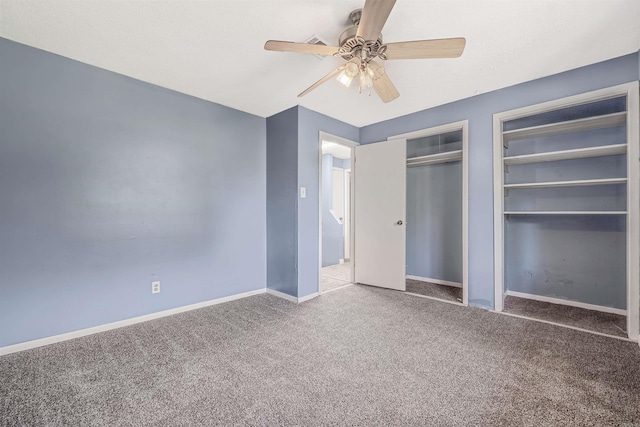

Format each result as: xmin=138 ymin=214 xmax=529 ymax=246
xmin=405 ymin=279 xmax=463 ymax=303
xmin=2 ymin=285 xmax=640 ymax=426
xmin=504 ymin=295 xmax=628 ymax=338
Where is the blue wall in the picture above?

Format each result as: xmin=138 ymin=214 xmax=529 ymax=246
xmin=333 ymin=158 xmax=351 ymax=169
xmin=360 ymin=53 xmax=639 ymax=309
xmin=321 ymin=154 xmax=345 ymax=267
xmin=407 ymin=162 xmax=462 ymax=283
xmin=297 ymin=107 xmax=359 ymax=298
xmin=266 ymin=107 xmax=299 ymax=296
xmin=0 ymin=38 xmax=267 ymax=347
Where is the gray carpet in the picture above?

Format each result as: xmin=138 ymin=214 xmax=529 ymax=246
xmin=406 ymin=279 xmax=463 ymax=303
xmin=504 ymin=295 xmax=628 ymax=338
xmin=2 ymin=285 xmax=640 ymax=426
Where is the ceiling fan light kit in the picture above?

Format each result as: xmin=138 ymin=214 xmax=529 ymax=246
xmin=264 ymin=0 xmax=466 ymax=103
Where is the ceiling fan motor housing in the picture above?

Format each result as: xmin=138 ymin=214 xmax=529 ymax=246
xmin=338 ymin=11 xmax=385 ymax=62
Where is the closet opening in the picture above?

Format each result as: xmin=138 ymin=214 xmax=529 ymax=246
xmin=389 ymin=121 xmax=469 ymax=306
xmin=318 ymin=133 xmax=357 ymax=294
xmin=493 ymin=83 xmax=639 ymax=340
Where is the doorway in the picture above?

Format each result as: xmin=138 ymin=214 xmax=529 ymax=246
xmin=319 ymin=133 xmax=357 ymax=293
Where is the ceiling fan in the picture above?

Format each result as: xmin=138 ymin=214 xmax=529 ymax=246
xmin=264 ymin=0 xmax=466 ymax=103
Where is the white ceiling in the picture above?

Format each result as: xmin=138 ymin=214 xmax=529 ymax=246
xmin=1 ymin=1 xmax=639 ymax=127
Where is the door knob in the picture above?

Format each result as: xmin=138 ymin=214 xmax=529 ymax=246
xmin=397 ymin=220 xmax=403 ymax=225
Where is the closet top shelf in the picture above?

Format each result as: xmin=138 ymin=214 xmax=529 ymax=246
xmin=407 ymin=149 xmax=462 ymax=167
xmin=504 ymin=177 xmax=627 ymax=190
xmin=503 ymin=143 xmax=627 ymax=166
xmin=502 ymin=111 xmax=626 ymax=143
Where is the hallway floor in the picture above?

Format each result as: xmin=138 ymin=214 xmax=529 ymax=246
xmin=321 ymin=261 xmax=351 ymax=293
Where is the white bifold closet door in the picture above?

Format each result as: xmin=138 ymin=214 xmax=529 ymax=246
xmin=355 ymin=139 xmax=406 ymax=291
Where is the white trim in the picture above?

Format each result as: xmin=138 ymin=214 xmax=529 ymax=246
xmin=403 ymin=292 xmax=465 ymax=307
xmin=505 ymin=290 xmax=627 ymax=316
xmin=266 ymin=288 xmax=319 ymax=304
xmin=298 ymin=292 xmax=319 ymax=303
xmin=406 ymin=275 xmax=462 ymax=288
xmin=0 ymin=288 xmax=267 ymax=356
xmin=625 ymin=81 xmax=639 ymax=341
xmin=461 ymin=121 xmax=469 ymax=306
xmin=266 ymin=288 xmax=298 ymax=303
xmin=493 ymin=112 xmax=505 ymax=312
xmin=496 ymin=311 xmax=635 ymax=342
xmin=492 ymin=82 xmax=640 ymax=341
xmin=389 ymin=119 xmax=469 ymax=306
xmin=318 ymin=132 xmax=358 ymax=296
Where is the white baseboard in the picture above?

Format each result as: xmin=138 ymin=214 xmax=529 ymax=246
xmin=298 ymin=292 xmax=319 ymax=303
xmin=0 ymin=288 xmax=266 ymax=356
xmin=505 ymin=290 xmax=627 ymax=316
xmin=266 ymin=288 xmax=318 ymax=304
xmin=406 ymin=275 xmax=462 ymax=288
xmin=266 ymin=288 xmax=298 ymax=302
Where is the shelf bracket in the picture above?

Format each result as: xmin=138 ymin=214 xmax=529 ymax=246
xmin=504 ymin=165 xmax=509 ymax=174
xmin=504 ymin=188 xmax=509 ymax=197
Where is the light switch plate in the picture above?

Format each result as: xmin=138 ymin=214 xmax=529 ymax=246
xmin=300 ymin=187 xmax=306 ymax=198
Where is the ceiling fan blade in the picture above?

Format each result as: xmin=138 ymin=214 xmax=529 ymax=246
xmin=384 ymin=38 xmax=466 ymax=60
xmin=264 ymin=40 xmax=339 ymax=56
xmin=298 ymin=66 xmax=345 ymax=97
xmin=372 ymin=69 xmax=399 ymax=103
xmin=356 ymin=0 xmax=397 ymax=41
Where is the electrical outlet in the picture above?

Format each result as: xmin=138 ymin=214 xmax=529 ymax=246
xmin=152 ymin=281 xmax=160 ymax=294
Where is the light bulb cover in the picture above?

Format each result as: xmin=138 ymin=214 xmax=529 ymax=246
xmin=337 ymin=69 xmax=354 ymax=87
xmin=345 ymin=60 xmax=360 ymax=77
xmin=366 ymin=62 xmax=385 ymax=80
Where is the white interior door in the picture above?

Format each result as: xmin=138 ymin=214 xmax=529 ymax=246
xmin=355 ymin=139 xmax=406 ymax=290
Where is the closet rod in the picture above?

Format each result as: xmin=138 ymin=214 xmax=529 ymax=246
xmin=407 ymin=150 xmax=463 ymax=167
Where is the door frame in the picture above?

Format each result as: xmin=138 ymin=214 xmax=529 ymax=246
xmin=318 ymin=132 xmax=359 ymax=291
xmin=387 ymin=120 xmax=469 ymax=306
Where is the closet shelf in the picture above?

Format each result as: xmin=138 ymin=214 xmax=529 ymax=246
xmin=502 ymin=112 xmax=626 ymax=143
xmin=504 ymin=211 xmax=627 ymax=215
xmin=504 ymin=177 xmax=627 ymax=190
xmin=503 ymin=144 xmax=627 ymax=166
xmin=407 ymin=150 xmax=462 ymax=167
